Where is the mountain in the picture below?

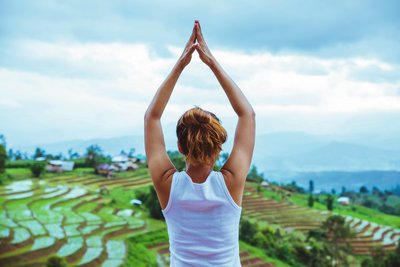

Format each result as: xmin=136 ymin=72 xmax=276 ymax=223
xmin=12 ymin=131 xmax=400 ymax=173
xmin=13 ymin=135 xmax=147 ymax=157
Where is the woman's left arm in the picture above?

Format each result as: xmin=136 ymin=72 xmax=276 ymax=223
xmin=144 ymin=24 xmax=197 ymax=188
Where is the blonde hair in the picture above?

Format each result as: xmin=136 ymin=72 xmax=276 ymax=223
xmin=176 ymin=107 xmax=227 ymax=166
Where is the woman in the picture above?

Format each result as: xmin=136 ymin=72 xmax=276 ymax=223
xmin=144 ymin=21 xmax=255 ymax=266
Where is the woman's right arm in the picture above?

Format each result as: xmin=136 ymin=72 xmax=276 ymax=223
xmin=194 ymin=22 xmax=256 ymax=205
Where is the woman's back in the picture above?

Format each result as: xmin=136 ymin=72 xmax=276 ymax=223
xmin=144 ymin=21 xmax=255 ymax=266
xmin=163 ymin=171 xmax=241 ymax=267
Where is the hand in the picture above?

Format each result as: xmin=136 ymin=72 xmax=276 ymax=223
xmin=178 ymin=23 xmax=197 ymax=68
xmin=194 ymin=21 xmax=216 ymax=67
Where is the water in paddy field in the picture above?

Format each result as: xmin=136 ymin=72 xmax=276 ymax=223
xmin=0 ymin=176 xmax=145 ymax=266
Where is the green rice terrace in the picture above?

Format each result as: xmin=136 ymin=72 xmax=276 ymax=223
xmin=0 ymin=167 xmax=399 ymax=266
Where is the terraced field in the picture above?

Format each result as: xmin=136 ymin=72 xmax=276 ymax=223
xmin=147 ymin=240 xmax=275 ymax=267
xmin=1 ymin=171 xmax=398 ymax=266
xmin=242 ymin=183 xmax=400 ymax=255
xmin=0 ymin=173 xmax=152 ymax=267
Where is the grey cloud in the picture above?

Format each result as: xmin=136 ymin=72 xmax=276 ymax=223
xmin=1 ymin=0 xmax=399 ymax=62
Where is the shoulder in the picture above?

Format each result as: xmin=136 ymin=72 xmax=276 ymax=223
xmin=219 ymin=169 xmax=245 ymax=206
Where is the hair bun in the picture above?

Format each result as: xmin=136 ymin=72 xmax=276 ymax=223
xmin=181 ymin=107 xmax=211 ymax=126
xmin=176 ymin=107 xmax=227 ymax=166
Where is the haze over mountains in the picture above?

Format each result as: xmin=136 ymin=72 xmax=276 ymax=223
xmin=14 ymin=131 xmax=400 ymax=171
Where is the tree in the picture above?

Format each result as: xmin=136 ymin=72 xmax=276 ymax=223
xmin=341 ymin=186 xmax=346 ymax=195
xmin=30 ymin=162 xmax=45 ymax=178
xmin=128 ymin=148 xmax=136 ymax=158
xmin=137 ymin=186 xmax=164 ymax=220
xmin=359 ymin=186 xmax=369 ymax=194
xmin=46 ymin=256 xmax=67 ymax=267
xmin=320 ymin=215 xmax=352 ymax=267
xmin=7 ymin=149 xmax=14 ymax=161
xmin=308 ymin=194 xmax=314 ymax=207
xmin=247 ymin=165 xmax=265 ymax=183
xmin=84 ymin=145 xmax=103 ymax=167
xmin=14 ymin=150 xmax=23 ymax=160
xmin=372 ymin=186 xmax=381 ymax=196
xmin=309 ymin=180 xmax=314 ymax=193
xmin=167 ymin=150 xmax=185 ymax=171
xmin=146 ymin=186 xmax=163 ymax=220
xmin=33 ymin=147 xmax=46 ymax=159
xmin=239 ymin=218 xmax=258 ymax=244
xmin=0 ymin=144 xmax=7 ymax=174
xmin=0 ymin=134 xmax=6 ymax=147
xmin=326 ymin=194 xmax=334 ymax=211
xmin=67 ymin=149 xmax=80 ymax=160
xmin=217 ymin=152 xmax=229 ymax=168
xmin=331 ymin=188 xmax=336 ymax=195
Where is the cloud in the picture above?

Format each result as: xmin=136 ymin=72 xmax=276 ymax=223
xmin=1 ymin=1 xmax=399 ymax=62
xmin=1 ymin=39 xmax=400 ymax=147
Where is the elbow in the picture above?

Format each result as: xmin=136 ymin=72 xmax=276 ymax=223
xmin=239 ymin=107 xmax=255 ymax=120
xmin=144 ymin=109 xmax=160 ymax=122
xmin=144 ymin=110 xmax=151 ymax=122
xmin=249 ymin=108 xmax=256 ymax=119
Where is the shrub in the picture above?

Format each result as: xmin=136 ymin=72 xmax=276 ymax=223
xmin=136 ymin=186 xmax=164 ymax=220
xmin=6 ymin=160 xmax=34 ymax=168
xmin=46 ymin=256 xmax=67 ymax=267
xmin=326 ymin=194 xmax=334 ymax=211
xmin=30 ymin=162 xmax=45 ymax=178
xmin=308 ymin=194 xmax=314 ymax=207
xmin=123 ymin=243 xmax=157 ymax=267
xmin=239 ymin=218 xmax=258 ymax=244
xmin=0 ymin=144 xmax=6 ymax=173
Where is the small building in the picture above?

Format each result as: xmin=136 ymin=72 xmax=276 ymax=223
xmin=337 ymin=196 xmax=350 ymax=205
xmin=111 ymin=155 xmax=139 ymax=171
xmin=112 ymin=155 xmax=129 ymax=163
xmin=261 ymin=181 xmax=270 ymax=188
xmin=130 ymin=199 xmax=143 ymax=206
xmin=96 ymin=164 xmax=117 ymax=178
xmin=46 ymin=160 xmax=75 ymax=173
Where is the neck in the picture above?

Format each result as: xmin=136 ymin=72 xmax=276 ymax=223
xmin=186 ymin=163 xmax=213 ymax=183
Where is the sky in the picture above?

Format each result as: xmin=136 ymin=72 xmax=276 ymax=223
xmin=1 ymin=0 xmax=400 ymax=148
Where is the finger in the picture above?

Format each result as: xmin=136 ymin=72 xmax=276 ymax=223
xmin=194 ymin=43 xmax=205 ymax=56
xmin=187 ymin=23 xmax=197 ymax=45
xmin=195 ymin=22 xmax=205 ymax=44
xmin=188 ymin=43 xmax=197 ymax=54
xmin=183 ymin=43 xmax=197 ymax=58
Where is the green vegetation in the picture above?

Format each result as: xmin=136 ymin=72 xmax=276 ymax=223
xmin=123 ymin=230 xmax=166 ymax=267
xmin=30 ymin=161 xmax=46 ymax=177
xmin=361 ymin=244 xmax=400 ymax=267
xmin=326 ymin=194 xmax=334 ymax=211
xmin=1 ymin=148 xmax=399 ymax=266
xmin=136 ymin=186 xmax=164 ymax=220
xmin=46 ymin=256 xmax=67 ymax=267
xmin=0 ymin=143 xmax=6 ymax=173
xmin=288 ymin=192 xmax=400 ymax=228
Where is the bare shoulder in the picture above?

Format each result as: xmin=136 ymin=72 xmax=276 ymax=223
xmin=153 ymin=168 xmax=176 ymax=210
xmin=220 ymin=168 xmax=245 ymax=206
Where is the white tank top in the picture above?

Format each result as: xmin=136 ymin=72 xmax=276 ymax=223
xmin=162 ymin=171 xmax=242 ymax=267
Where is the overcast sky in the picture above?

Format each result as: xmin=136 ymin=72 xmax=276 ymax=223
xmin=1 ymin=0 xmax=399 ymax=148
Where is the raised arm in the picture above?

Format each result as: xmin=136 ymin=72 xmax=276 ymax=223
xmin=194 ymin=22 xmax=256 ymax=204
xmin=144 ymin=24 xmax=197 ymax=197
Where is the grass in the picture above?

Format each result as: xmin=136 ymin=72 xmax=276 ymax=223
xmin=6 ymin=168 xmax=32 ymax=180
xmin=290 ymin=192 xmax=400 ymax=227
xmin=2 ymin=167 xmax=397 ymax=266
xmin=239 ymin=241 xmax=294 ymax=267
xmin=252 ymin=182 xmax=400 ymax=228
